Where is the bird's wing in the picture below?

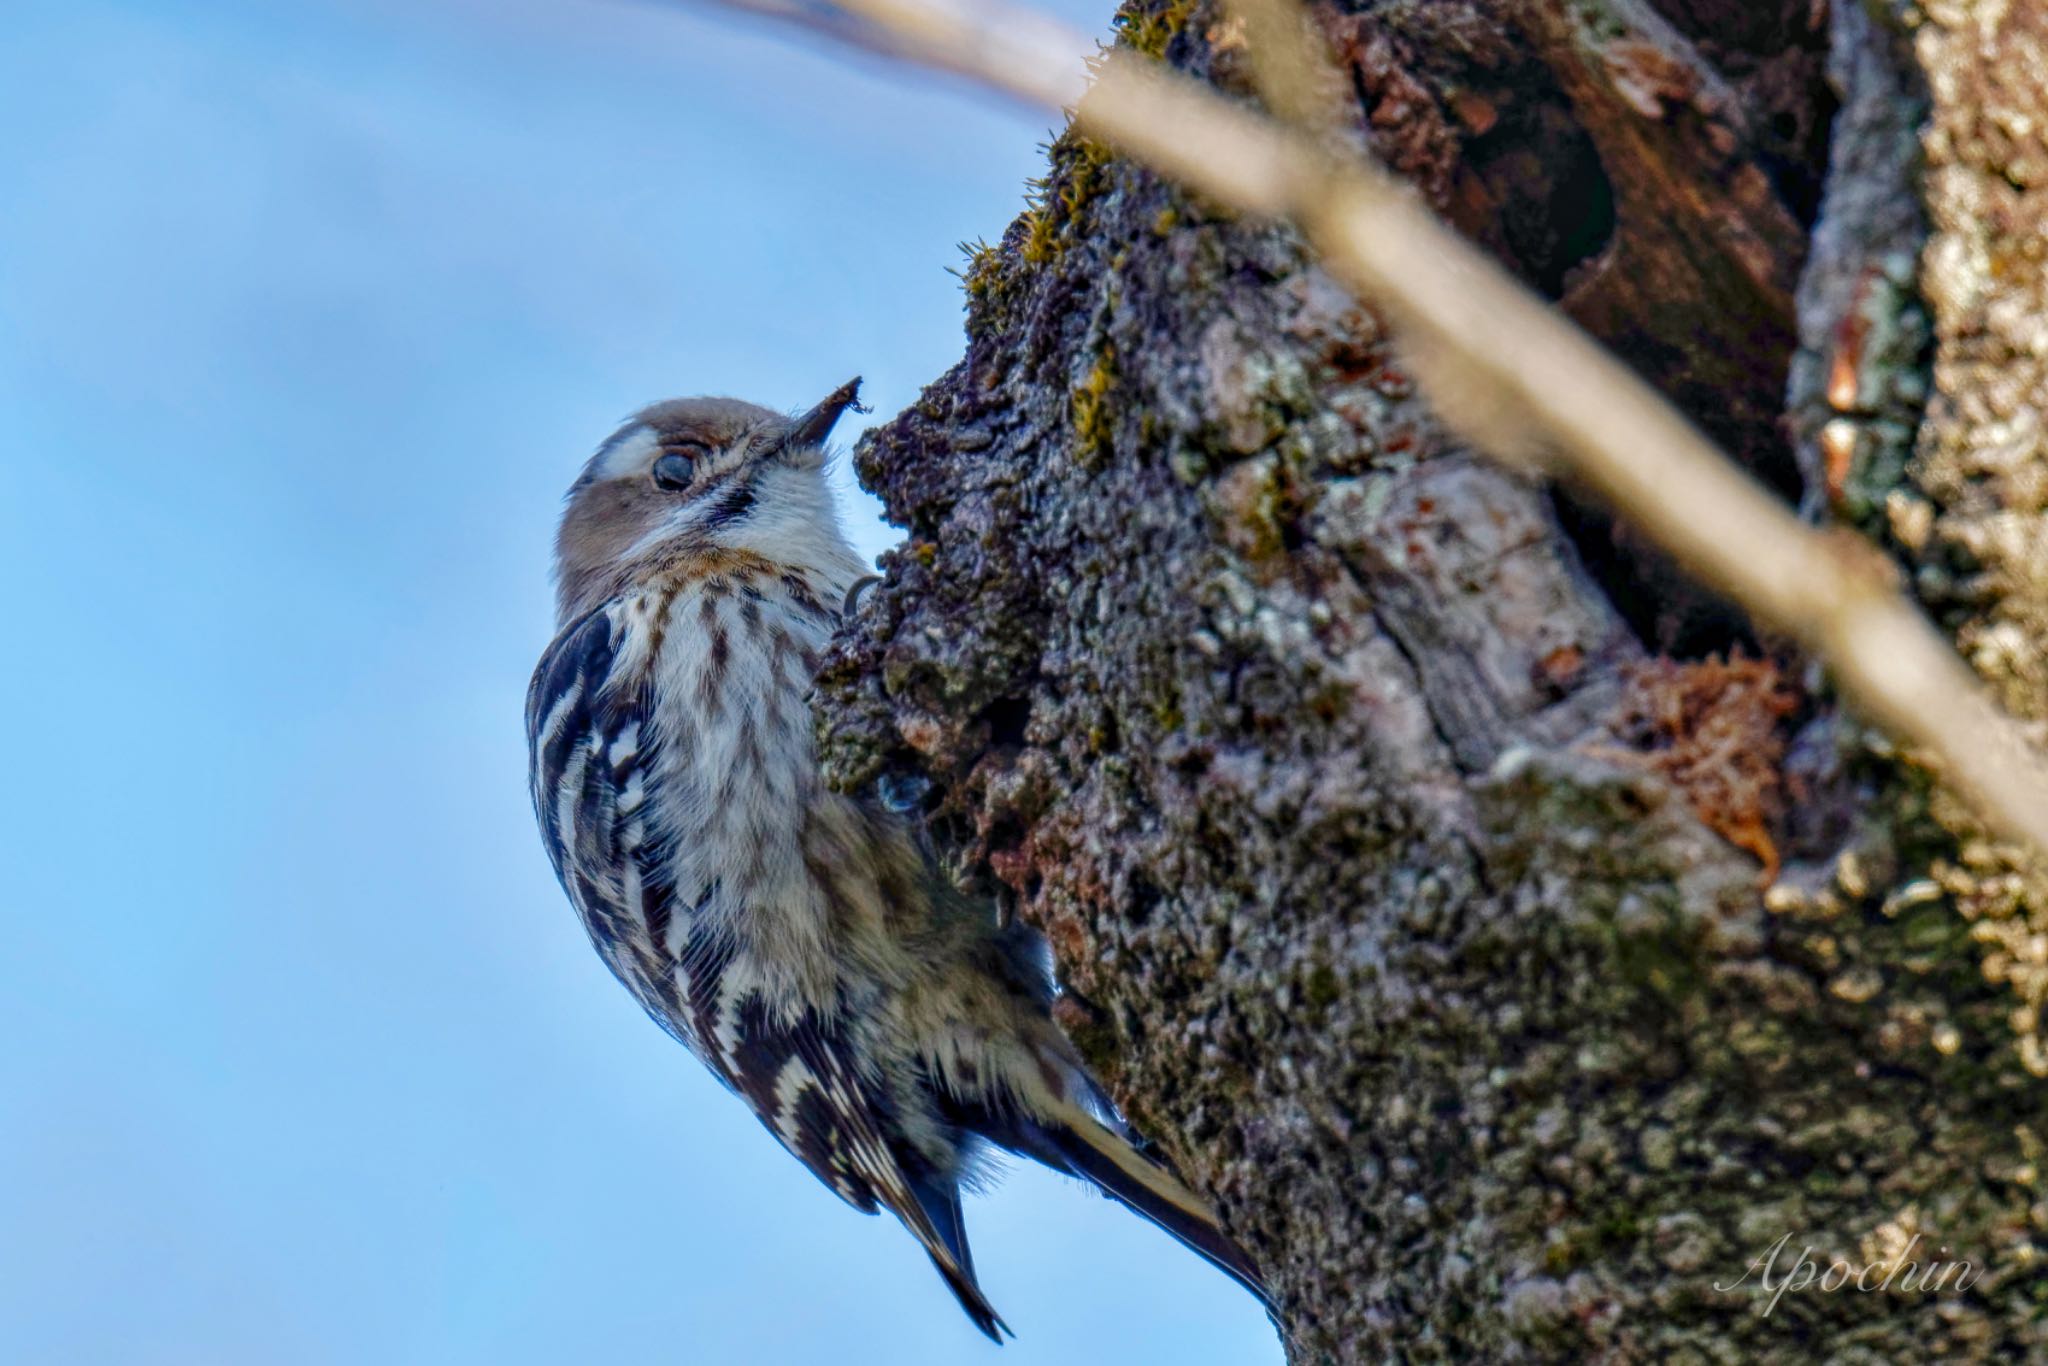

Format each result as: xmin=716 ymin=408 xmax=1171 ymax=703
xmin=700 ymin=968 xmax=1010 ymax=1341
xmin=526 ymin=604 xmax=691 ymax=1039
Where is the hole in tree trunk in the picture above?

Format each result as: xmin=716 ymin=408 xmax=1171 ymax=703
xmin=1458 ymin=99 xmax=1619 ymax=301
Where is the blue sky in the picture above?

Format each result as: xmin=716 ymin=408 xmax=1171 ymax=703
xmin=0 ymin=2 xmax=1281 ymax=1362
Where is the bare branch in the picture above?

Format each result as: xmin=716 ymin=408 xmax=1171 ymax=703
xmin=701 ymin=0 xmax=1091 ymax=109
xmin=1220 ymin=0 xmax=1347 ymax=138
xmin=686 ymin=0 xmax=2048 ymax=854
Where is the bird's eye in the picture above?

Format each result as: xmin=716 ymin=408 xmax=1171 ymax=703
xmin=651 ymin=452 xmax=696 ymax=491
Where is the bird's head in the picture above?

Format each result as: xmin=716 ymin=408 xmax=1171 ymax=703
xmin=552 ymin=379 xmax=866 ymax=621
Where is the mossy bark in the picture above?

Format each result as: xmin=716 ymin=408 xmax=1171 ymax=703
xmin=815 ymin=1 xmax=2048 ymax=1359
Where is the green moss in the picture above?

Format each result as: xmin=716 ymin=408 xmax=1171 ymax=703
xmin=1020 ymin=205 xmax=1058 ymax=267
xmin=1303 ymin=960 xmax=1343 ymax=1012
xmin=1024 ymin=135 xmax=1114 ymax=266
xmin=1611 ymin=913 xmax=1709 ymax=1003
xmin=1113 ymin=0 xmax=1196 ymax=60
xmin=1059 ymin=138 xmax=1112 ymax=212
xmin=952 ymin=238 xmax=1004 ymax=299
xmin=1072 ymin=347 xmax=1118 ymax=465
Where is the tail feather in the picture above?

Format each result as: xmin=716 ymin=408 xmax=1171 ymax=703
xmin=904 ymin=1169 xmax=1012 ymax=1342
xmin=982 ymin=1098 xmax=1273 ymax=1311
xmin=926 ymin=1248 xmax=1010 ymax=1344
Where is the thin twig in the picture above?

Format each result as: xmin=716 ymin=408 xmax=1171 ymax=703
xmin=702 ymin=0 xmax=1092 ymax=109
xmin=1221 ymin=0 xmax=1347 ymax=136
xmin=687 ymin=0 xmax=2048 ymax=854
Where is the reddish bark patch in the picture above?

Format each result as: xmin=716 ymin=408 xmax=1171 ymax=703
xmin=1607 ymin=654 xmax=1801 ymax=876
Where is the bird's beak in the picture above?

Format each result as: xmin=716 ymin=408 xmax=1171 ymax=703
xmin=781 ymin=377 xmax=866 ymax=452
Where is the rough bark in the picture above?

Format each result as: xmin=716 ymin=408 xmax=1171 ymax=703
xmin=815 ymin=1 xmax=2048 ymax=1359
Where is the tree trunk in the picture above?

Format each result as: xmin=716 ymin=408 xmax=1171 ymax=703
xmin=814 ymin=1 xmax=2048 ymax=1359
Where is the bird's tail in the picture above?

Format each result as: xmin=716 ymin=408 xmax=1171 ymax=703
xmin=901 ymin=1168 xmax=1012 ymax=1343
xmin=982 ymin=1094 xmax=1272 ymax=1309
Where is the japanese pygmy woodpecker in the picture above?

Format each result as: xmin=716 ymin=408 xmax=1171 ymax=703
xmin=526 ymin=380 xmax=1267 ymax=1339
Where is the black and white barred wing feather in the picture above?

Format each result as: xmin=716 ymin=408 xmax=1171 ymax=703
xmin=716 ymin=987 xmax=1008 ymax=1339
xmin=526 ymin=604 xmax=677 ymax=1023
xmin=525 ymin=603 xmax=1007 ymax=1340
